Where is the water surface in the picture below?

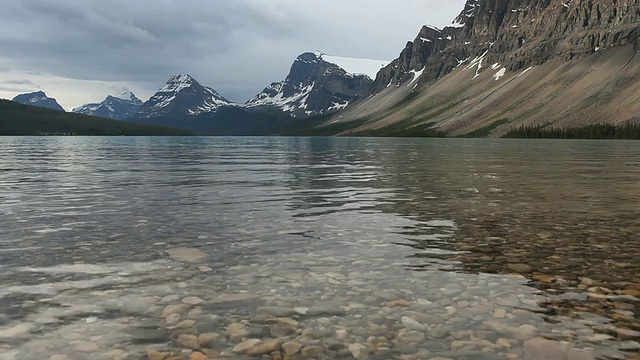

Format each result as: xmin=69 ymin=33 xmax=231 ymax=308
xmin=0 ymin=137 xmax=638 ymax=360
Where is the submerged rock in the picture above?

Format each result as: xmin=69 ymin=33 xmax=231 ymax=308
xmin=165 ymin=248 xmax=207 ymax=263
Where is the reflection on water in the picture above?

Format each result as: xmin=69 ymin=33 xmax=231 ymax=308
xmin=0 ymin=137 xmax=638 ymax=360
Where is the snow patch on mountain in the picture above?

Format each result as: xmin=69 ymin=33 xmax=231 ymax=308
xmin=322 ymin=55 xmax=390 ymax=79
xmin=248 ymin=82 xmax=315 ymax=113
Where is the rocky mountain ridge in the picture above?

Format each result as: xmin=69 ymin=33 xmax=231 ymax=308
xmin=371 ymin=0 xmax=640 ymax=95
xmin=12 ymin=91 xmax=65 ymax=112
xmin=246 ymin=52 xmax=373 ymax=118
xmin=72 ymin=92 xmax=143 ymax=120
xmin=329 ymin=0 xmax=640 ymax=136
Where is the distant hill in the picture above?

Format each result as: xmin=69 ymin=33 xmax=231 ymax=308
xmin=0 ymin=99 xmax=191 ymax=136
xmin=12 ymin=91 xmax=65 ymax=111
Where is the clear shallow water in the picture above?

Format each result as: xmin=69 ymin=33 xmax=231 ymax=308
xmin=0 ymin=136 xmax=638 ymax=360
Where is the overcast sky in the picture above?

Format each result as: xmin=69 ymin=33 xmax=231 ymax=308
xmin=0 ymin=0 xmax=465 ymax=110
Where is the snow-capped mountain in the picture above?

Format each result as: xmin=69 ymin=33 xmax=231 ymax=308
xmin=72 ymin=91 xmax=143 ymax=120
xmin=12 ymin=91 xmax=64 ymax=111
xmin=137 ymin=74 xmax=234 ymax=119
xmin=246 ymin=52 xmax=377 ymax=118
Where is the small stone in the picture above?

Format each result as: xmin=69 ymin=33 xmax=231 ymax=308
xmin=395 ymin=330 xmax=425 ymax=344
xmin=246 ymin=339 xmax=283 ymax=356
xmin=301 ymin=345 xmax=324 ymax=358
xmin=294 ymin=307 xmax=309 ymax=315
xmin=618 ymin=341 xmax=640 ymax=351
xmin=147 ymin=352 xmax=170 ymax=360
xmin=49 ymin=356 xmax=68 ymax=360
xmin=497 ymin=338 xmax=511 ymax=348
xmin=307 ymin=303 xmax=346 ymax=316
xmin=388 ymin=299 xmax=411 ymax=307
xmin=166 ymin=247 xmax=207 ymax=263
xmin=233 ymin=339 xmax=262 ymax=353
xmin=579 ymin=277 xmax=595 ymax=286
xmin=0 ymin=323 xmax=34 ymax=338
xmin=617 ymin=328 xmax=640 ymax=340
xmin=166 ymin=314 xmax=181 ymax=324
xmin=622 ymin=289 xmax=640 ymax=297
xmin=270 ymin=325 xmax=295 ymax=338
xmin=282 ymin=341 xmax=302 ymax=356
xmin=566 ymin=348 xmax=595 ymax=360
xmin=507 ymin=263 xmax=533 ymax=273
xmin=198 ymin=266 xmax=213 ymax=272
xmin=445 ymin=306 xmax=457 ymax=315
xmin=336 ymin=329 xmax=349 ymax=341
xmin=202 ymin=349 xmax=220 ymax=358
xmin=75 ymin=341 xmax=100 ymax=352
xmin=256 ymin=307 xmax=297 ymax=317
xmin=162 ymin=295 xmax=181 ymax=303
xmin=163 ymin=304 xmax=189 ymax=318
xmin=226 ymin=323 xmax=248 ymax=340
xmin=182 ymin=297 xmax=205 ymax=306
xmin=190 ymin=352 xmax=207 ymax=360
xmin=401 ymin=316 xmax=426 ymax=331
xmin=524 ymin=338 xmax=566 ymax=360
xmin=198 ymin=333 xmax=220 ymax=348
xmin=372 ymin=289 xmax=403 ymax=301
xmin=494 ymin=308 xmax=507 ymax=319
xmin=188 ymin=307 xmax=204 ymax=319
xmin=210 ymin=293 xmax=259 ymax=303
xmin=533 ymin=274 xmax=555 ymax=283
xmin=175 ymin=320 xmax=196 ymax=329
xmin=266 ymin=317 xmax=299 ymax=328
xmin=348 ymin=344 xmax=369 ymax=360
xmin=177 ymin=334 xmax=199 ymax=349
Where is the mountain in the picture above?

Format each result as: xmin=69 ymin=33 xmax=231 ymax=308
xmin=72 ymin=91 xmax=143 ymax=120
xmin=319 ymin=0 xmax=640 ymax=137
xmin=246 ymin=52 xmax=375 ymax=118
xmin=12 ymin=91 xmax=65 ymax=111
xmin=127 ymin=56 xmax=380 ymax=135
xmin=0 ymin=99 xmax=191 ymax=136
xmin=129 ymin=74 xmax=289 ymax=135
xmin=137 ymin=74 xmax=234 ymax=119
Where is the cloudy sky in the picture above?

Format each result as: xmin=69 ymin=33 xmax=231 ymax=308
xmin=0 ymin=0 xmax=465 ymax=110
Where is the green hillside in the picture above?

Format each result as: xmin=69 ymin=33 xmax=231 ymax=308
xmin=0 ymin=99 xmax=191 ymax=136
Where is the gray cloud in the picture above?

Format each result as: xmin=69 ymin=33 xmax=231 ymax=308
xmin=0 ymin=79 xmax=41 ymax=93
xmin=0 ymin=0 xmax=465 ymax=105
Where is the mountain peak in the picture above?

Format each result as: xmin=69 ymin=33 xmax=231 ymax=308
xmin=137 ymin=74 xmax=233 ymax=118
xmin=72 ymin=91 xmax=143 ymax=120
xmin=114 ymin=91 xmax=139 ymax=102
xmin=12 ymin=91 xmax=65 ymax=111
xmin=159 ymin=74 xmax=200 ymax=93
xmin=246 ymin=52 xmax=374 ymax=118
xmin=168 ymin=73 xmax=196 ymax=83
xmin=295 ymin=52 xmax=322 ymax=64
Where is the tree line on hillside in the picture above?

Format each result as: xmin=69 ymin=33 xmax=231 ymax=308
xmin=502 ymin=122 xmax=640 ymax=140
xmin=0 ymin=100 xmax=191 ymax=136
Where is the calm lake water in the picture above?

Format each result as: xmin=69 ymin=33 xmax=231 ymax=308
xmin=0 ymin=137 xmax=638 ymax=360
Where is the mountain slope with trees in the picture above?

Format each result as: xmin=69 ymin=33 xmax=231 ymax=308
xmin=0 ymin=100 xmax=191 ymax=136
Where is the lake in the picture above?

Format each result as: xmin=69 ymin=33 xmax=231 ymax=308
xmin=0 ymin=136 xmax=638 ymax=360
